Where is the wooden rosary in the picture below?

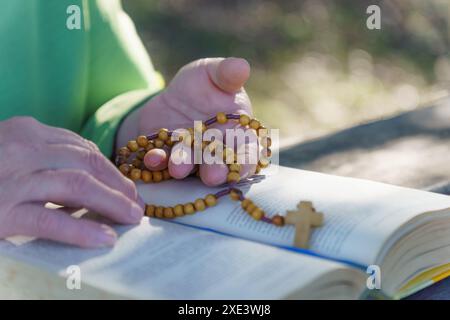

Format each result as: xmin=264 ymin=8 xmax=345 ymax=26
xmin=115 ymin=112 xmax=323 ymax=248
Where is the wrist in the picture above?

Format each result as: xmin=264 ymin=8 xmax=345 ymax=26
xmin=116 ymin=91 xmax=162 ymax=148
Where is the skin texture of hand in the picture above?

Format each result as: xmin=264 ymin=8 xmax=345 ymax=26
xmin=118 ymin=57 xmax=257 ymax=186
xmin=0 ymin=117 xmax=144 ymax=247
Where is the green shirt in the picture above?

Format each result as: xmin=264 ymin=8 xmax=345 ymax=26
xmin=0 ymin=0 xmax=164 ymax=156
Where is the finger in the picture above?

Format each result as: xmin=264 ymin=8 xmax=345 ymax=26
xmin=199 ymin=163 xmax=228 ymax=187
xmin=206 ymin=57 xmax=251 ymax=93
xmin=199 ymin=126 xmax=258 ymax=186
xmin=168 ymin=142 xmax=195 ymax=179
xmin=238 ymin=163 xmax=257 ymax=179
xmin=234 ymin=133 xmax=258 ymax=179
xmin=11 ymin=204 xmax=117 ymax=248
xmin=36 ymin=144 xmax=138 ymax=202
xmin=39 ymin=123 xmax=100 ymax=152
xmin=199 ymin=162 xmax=256 ymax=187
xmin=143 ymin=148 xmax=169 ymax=171
xmin=25 ymin=169 xmax=144 ymax=224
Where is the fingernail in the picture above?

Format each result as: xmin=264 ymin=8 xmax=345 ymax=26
xmin=147 ymin=156 xmax=161 ymax=167
xmin=95 ymin=225 xmax=117 ymax=247
xmin=130 ymin=202 xmax=144 ymax=221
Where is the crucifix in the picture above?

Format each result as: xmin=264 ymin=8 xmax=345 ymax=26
xmin=285 ymin=201 xmax=324 ymax=249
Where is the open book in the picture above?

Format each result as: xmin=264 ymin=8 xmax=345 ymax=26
xmin=1 ymin=166 xmax=450 ymax=299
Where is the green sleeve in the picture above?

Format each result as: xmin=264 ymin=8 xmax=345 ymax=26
xmin=0 ymin=0 xmax=163 ymax=157
xmin=80 ymin=0 xmax=164 ymax=157
xmin=80 ymin=89 xmax=160 ymax=157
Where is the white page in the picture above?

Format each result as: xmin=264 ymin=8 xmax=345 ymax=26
xmin=0 ymin=218 xmax=354 ymax=299
xmin=137 ymin=166 xmax=450 ymax=266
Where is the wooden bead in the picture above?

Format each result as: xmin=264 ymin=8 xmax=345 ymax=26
xmin=260 ymin=137 xmax=272 ymax=148
xmin=205 ymin=194 xmax=217 ymax=207
xmin=155 ymin=206 xmax=164 ymax=218
xmin=184 ymin=203 xmax=195 ymax=214
xmin=162 ymin=169 xmax=171 ymax=180
xmin=239 ymin=114 xmax=250 ymax=126
xmin=258 ymin=159 xmax=270 ymax=168
xmin=141 ymin=170 xmax=152 ymax=183
xmin=165 ymin=139 xmax=174 ymax=147
xmin=118 ymin=147 xmax=131 ymax=158
xmin=228 ymin=163 xmax=241 ymax=173
xmin=241 ymin=199 xmax=252 ymax=210
xmin=163 ymin=207 xmax=174 ymax=218
xmin=119 ymin=163 xmax=131 ymax=175
xmin=251 ymin=208 xmax=264 ymax=221
xmin=255 ymin=165 xmax=261 ymax=174
xmin=145 ymin=142 xmax=155 ymax=151
xmin=249 ymin=119 xmax=260 ymax=130
xmin=223 ymin=147 xmax=235 ymax=164
xmin=227 ymin=171 xmax=240 ymax=183
xmin=246 ymin=203 xmax=257 ymax=214
xmin=216 ymin=112 xmax=227 ymax=124
xmin=127 ymin=140 xmax=139 ymax=152
xmin=257 ymin=127 xmax=268 ymax=137
xmin=183 ymin=135 xmax=193 ymax=146
xmin=137 ymin=135 xmax=148 ymax=148
xmin=272 ymin=215 xmax=285 ymax=226
xmin=174 ymin=204 xmax=185 ymax=217
xmin=154 ymin=139 xmax=164 ymax=148
xmin=145 ymin=205 xmax=155 ymax=217
xmin=116 ymin=156 xmax=127 ymax=165
xmin=132 ymin=158 xmax=142 ymax=168
xmin=152 ymin=171 xmax=163 ymax=182
xmin=158 ymin=128 xmax=169 ymax=141
xmin=194 ymin=198 xmax=206 ymax=211
xmin=229 ymin=189 xmax=241 ymax=201
xmin=130 ymin=168 xmax=141 ymax=181
xmin=182 ymin=128 xmax=194 ymax=146
xmin=137 ymin=150 xmax=147 ymax=160
xmin=262 ymin=148 xmax=272 ymax=158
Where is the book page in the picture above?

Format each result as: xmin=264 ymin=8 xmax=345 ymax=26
xmin=0 ymin=218 xmax=357 ymax=299
xmin=137 ymin=166 xmax=450 ymax=266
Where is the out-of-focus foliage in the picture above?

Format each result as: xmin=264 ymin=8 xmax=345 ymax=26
xmin=123 ymin=0 xmax=449 ymax=143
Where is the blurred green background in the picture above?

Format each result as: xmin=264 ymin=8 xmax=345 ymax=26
xmin=123 ymin=0 xmax=449 ymax=144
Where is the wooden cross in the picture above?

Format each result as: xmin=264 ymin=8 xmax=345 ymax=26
xmin=285 ymin=201 xmax=324 ymax=249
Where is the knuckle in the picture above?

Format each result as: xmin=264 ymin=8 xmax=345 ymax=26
xmin=86 ymin=150 xmax=107 ymax=172
xmin=125 ymin=180 xmax=138 ymax=200
xmin=84 ymin=139 xmax=100 ymax=152
xmin=67 ymin=171 xmax=91 ymax=194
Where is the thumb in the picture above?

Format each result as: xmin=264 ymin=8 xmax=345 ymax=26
xmin=206 ymin=57 xmax=250 ymax=93
xmin=143 ymin=148 xmax=169 ymax=171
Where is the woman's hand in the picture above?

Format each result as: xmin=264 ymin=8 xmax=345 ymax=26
xmin=0 ymin=117 xmax=144 ymax=247
xmin=118 ymin=57 xmax=256 ymax=186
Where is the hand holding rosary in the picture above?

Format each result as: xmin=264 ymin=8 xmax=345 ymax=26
xmin=115 ymin=112 xmax=324 ymax=248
